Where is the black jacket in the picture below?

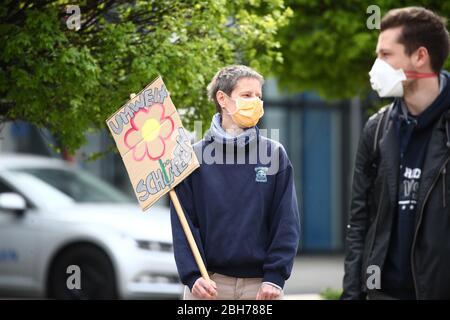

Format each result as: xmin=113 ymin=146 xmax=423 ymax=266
xmin=342 ymin=76 xmax=450 ymax=300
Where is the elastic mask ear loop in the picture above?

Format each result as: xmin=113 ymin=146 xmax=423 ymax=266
xmin=221 ymin=91 xmax=238 ymax=115
xmin=222 ymin=91 xmax=239 ymax=116
xmin=404 ymin=71 xmax=438 ymax=79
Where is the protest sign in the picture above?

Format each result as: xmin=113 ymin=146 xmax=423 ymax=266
xmin=106 ymin=76 xmax=209 ymax=281
xmin=106 ymin=76 xmax=199 ymax=211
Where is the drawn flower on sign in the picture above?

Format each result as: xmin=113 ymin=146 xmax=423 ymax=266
xmin=124 ymin=103 xmax=175 ymax=161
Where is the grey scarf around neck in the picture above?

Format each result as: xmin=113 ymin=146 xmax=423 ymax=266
xmin=204 ymin=113 xmax=258 ymax=147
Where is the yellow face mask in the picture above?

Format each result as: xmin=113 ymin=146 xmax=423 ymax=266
xmin=224 ymin=94 xmax=264 ymax=128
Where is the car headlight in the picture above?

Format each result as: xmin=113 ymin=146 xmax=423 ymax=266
xmin=135 ymin=240 xmax=173 ymax=252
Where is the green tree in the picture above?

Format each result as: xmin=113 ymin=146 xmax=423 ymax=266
xmin=275 ymin=0 xmax=450 ymax=100
xmin=0 ymin=0 xmax=292 ymax=153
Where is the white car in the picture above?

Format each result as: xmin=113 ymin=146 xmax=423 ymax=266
xmin=0 ymin=154 xmax=182 ymax=299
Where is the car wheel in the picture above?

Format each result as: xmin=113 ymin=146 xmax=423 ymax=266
xmin=47 ymin=244 xmax=117 ymax=299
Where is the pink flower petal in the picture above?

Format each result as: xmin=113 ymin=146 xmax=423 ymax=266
xmin=132 ymin=141 xmax=147 ymax=161
xmin=124 ymin=128 xmax=141 ymax=149
xmin=147 ymin=137 xmax=165 ymax=160
xmin=159 ymin=116 xmax=175 ymax=140
xmin=130 ymin=107 xmax=150 ymax=131
xmin=147 ymin=103 xmax=165 ymax=121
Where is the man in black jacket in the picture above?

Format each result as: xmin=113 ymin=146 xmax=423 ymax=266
xmin=342 ymin=7 xmax=450 ymax=300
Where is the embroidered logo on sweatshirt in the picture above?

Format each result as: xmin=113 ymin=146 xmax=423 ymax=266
xmin=255 ymin=167 xmax=268 ymax=182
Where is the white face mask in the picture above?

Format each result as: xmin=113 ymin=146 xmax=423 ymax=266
xmin=369 ymin=58 xmax=407 ymax=97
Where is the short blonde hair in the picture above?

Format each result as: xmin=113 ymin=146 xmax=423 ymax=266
xmin=207 ymin=65 xmax=264 ymax=114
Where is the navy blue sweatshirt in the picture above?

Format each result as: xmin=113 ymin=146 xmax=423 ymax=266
xmin=382 ymin=72 xmax=450 ymax=299
xmin=170 ymin=114 xmax=301 ymax=290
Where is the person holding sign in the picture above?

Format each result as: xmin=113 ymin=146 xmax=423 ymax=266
xmin=170 ymin=65 xmax=301 ymax=300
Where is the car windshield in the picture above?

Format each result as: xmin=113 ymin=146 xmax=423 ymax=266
xmin=11 ymin=167 xmax=133 ymax=203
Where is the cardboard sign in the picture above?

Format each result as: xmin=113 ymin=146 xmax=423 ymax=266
xmin=106 ymin=76 xmax=199 ymax=211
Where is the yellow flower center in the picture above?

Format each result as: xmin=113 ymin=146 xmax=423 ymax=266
xmin=141 ymin=118 xmax=161 ymax=142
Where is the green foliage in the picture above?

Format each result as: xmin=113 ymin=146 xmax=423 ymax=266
xmin=275 ymin=0 xmax=450 ymax=100
xmin=0 ymin=0 xmax=292 ymax=153
xmin=320 ymin=287 xmax=343 ymax=300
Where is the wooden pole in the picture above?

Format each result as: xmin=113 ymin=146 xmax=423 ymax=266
xmin=169 ymin=189 xmax=210 ymax=281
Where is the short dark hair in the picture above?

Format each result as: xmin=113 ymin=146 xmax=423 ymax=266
xmin=207 ymin=65 xmax=264 ymax=114
xmin=381 ymin=7 xmax=450 ymax=73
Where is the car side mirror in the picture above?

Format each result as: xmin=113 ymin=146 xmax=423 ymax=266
xmin=0 ymin=192 xmax=27 ymax=215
